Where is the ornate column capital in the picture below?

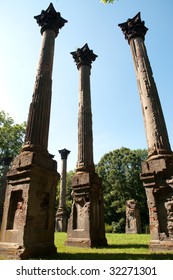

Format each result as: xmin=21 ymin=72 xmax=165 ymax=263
xmin=118 ymin=12 xmax=148 ymax=43
xmin=59 ymin=149 xmax=70 ymax=160
xmin=34 ymin=3 xmax=67 ymax=37
xmin=71 ymin=43 xmax=97 ymax=69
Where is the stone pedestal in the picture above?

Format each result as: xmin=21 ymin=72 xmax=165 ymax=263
xmin=0 ymin=148 xmax=58 ymax=259
xmin=125 ymin=199 xmax=141 ymax=234
xmin=141 ymin=156 xmax=173 ymax=251
xmin=119 ymin=12 xmax=173 ymax=250
xmin=65 ymin=172 xmax=107 ymax=247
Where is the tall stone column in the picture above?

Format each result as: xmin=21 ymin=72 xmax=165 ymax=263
xmin=24 ymin=4 xmax=67 ymax=151
xmin=55 ymin=148 xmax=70 ymax=232
xmin=65 ymin=44 xmax=107 ymax=248
xmin=0 ymin=4 xmax=67 ymax=259
xmin=74 ymin=44 xmax=96 ymax=173
xmin=119 ymin=13 xmax=171 ymax=159
xmin=0 ymin=157 xmax=12 ymax=228
xmin=119 ymin=12 xmax=173 ymax=250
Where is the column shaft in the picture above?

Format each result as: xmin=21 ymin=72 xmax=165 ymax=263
xmin=129 ymin=37 xmax=171 ymax=157
xmin=56 ymin=149 xmax=70 ymax=232
xmin=24 ymin=30 xmax=55 ymax=150
xmin=59 ymin=158 xmax=67 ymax=208
xmin=78 ymin=65 xmax=94 ymax=171
xmin=0 ymin=158 xmax=12 ymax=226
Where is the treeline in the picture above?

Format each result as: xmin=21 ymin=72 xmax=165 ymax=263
xmin=0 ymin=111 xmax=26 ymax=183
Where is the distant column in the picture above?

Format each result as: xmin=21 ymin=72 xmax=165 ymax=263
xmin=0 ymin=157 xmax=12 ymax=227
xmin=125 ymin=199 xmax=141 ymax=234
xmin=0 ymin=4 xmax=67 ymax=259
xmin=119 ymin=12 xmax=173 ymax=251
xmin=65 ymin=44 xmax=107 ymax=248
xmin=55 ymin=148 xmax=70 ymax=232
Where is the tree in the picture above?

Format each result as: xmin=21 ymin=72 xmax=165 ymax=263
xmin=96 ymin=147 xmax=148 ymax=232
xmin=101 ymin=0 xmax=116 ymax=4
xmin=0 ymin=111 xmax=26 ymax=181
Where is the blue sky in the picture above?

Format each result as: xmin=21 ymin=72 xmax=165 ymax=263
xmin=0 ymin=0 xmax=173 ymax=172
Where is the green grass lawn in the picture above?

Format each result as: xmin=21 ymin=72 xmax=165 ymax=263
xmin=52 ymin=232 xmax=173 ymax=260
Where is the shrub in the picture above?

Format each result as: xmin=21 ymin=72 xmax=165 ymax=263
xmin=105 ymin=223 xmax=113 ymax=233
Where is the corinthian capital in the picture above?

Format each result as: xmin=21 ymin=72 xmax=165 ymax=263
xmin=34 ymin=3 xmax=67 ymax=36
xmin=71 ymin=43 xmax=97 ymax=69
xmin=118 ymin=12 xmax=148 ymax=43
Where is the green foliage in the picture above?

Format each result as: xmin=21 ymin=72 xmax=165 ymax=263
xmin=0 ymin=111 xmax=26 ymax=158
xmin=100 ymin=0 xmax=115 ymax=4
xmin=105 ymin=223 xmax=113 ymax=233
xmin=0 ymin=111 xmax=26 ymax=181
xmin=112 ymin=218 xmax=124 ymax=233
xmin=65 ymin=170 xmax=75 ymax=215
xmin=96 ymin=147 xmax=148 ymax=232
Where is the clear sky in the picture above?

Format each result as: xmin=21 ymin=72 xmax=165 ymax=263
xmin=0 ymin=0 xmax=173 ymax=173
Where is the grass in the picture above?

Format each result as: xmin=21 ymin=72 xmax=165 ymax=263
xmin=0 ymin=233 xmax=173 ymax=260
xmin=50 ymin=232 xmax=173 ymax=260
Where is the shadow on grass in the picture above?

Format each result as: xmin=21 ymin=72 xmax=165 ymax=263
xmin=37 ymin=243 xmax=173 ymax=260
xmin=39 ymin=251 xmax=173 ymax=260
xmin=108 ymin=244 xmax=149 ymax=249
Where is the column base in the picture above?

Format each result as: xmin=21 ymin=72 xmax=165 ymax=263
xmin=65 ymin=237 xmax=107 ymax=248
xmin=0 ymin=149 xmax=59 ymax=259
xmin=65 ymin=171 xmax=107 ymax=248
xmin=0 ymin=242 xmax=57 ymax=260
xmin=55 ymin=207 xmax=68 ymax=232
xmin=149 ymin=240 xmax=173 ymax=251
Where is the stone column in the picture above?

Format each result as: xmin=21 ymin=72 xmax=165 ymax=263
xmin=125 ymin=199 xmax=141 ymax=234
xmin=55 ymin=148 xmax=70 ymax=232
xmin=0 ymin=157 xmax=12 ymax=227
xmin=119 ymin=13 xmax=171 ymax=159
xmin=73 ymin=44 xmax=96 ymax=173
xmin=119 ymin=12 xmax=173 ymax=251
xmin=65 ymin=44 xmax=107 ymax=248
xmin=0 ymin=4 xmax=67 ymax=259
xmin=24 ymin=4 xmax=67 ymax=152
